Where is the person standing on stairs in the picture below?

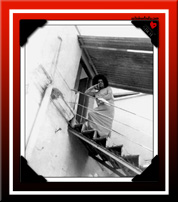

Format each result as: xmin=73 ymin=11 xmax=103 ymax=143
xmin=81 ymin=74 xmax=115 ymax=146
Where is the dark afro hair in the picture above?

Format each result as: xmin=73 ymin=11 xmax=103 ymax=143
xmin=92 ymin=74 xmax=109 ymax=88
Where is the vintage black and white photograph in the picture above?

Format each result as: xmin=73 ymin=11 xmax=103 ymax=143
xmin=20 ymin=20 xmax=157 ymax=181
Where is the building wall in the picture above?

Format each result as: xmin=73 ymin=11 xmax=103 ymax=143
xmin=25 ymin=25 xmax=81 ymax=143
xmin=24 ymin=25 xmax=112 ymax=178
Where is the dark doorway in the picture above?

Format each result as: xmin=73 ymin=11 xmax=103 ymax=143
xmin=76 ymin=72 xmax=90 ymax=123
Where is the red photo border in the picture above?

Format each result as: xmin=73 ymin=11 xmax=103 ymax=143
xmin=1 ymin=0 xmax=178 ymax=197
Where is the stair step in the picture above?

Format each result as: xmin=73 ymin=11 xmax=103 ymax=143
xmin=122 ymin=155 xmax=139 ymax=167
xmin=82 ymin=131 xmax=108 ymax=159
xmin=97 ymin=145 xmax=124 ymax=169
xmin=82 ymin=130 xmax=96 ymax=139
xmin=73 ymin=123 xmax=83 ymax=133
xmin=68 ymin=127 xmax=142 ymax=176
xmin=107 ymin=145 xmax=123 ymax=156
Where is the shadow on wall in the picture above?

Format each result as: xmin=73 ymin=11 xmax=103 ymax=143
xmin=67 ymin=131 xmax=89 ymax=176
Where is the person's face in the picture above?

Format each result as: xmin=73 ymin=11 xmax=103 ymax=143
xmin=98 ymin=79 xmax=104 ymax=89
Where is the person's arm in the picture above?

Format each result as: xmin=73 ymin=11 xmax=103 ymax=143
xmin=95 ymin=87 xmax=113 ymax=101
xmin=85 ymin=84 xmax=99 ymax=96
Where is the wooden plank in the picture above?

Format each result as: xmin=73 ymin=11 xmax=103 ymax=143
xmin=78 ymin=35 xmax=153 ymax=94
xmin=26 ymin=85 xmax=53 ymax=160
xmin=78 ymin=37 xmax=98 ymax=75
xmin=78 ymin=35 xmax=153 ymax=51
xmin=81 ymin=45 xmax=153 ymax=54
xmin=123 ymin=155 xmax=139 ymax=167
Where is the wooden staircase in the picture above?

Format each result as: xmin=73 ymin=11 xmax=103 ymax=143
xmin=68 ymin=124 xmax=142 ymax=177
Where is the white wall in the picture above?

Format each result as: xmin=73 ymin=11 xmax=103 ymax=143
xmin=25 ymin=26 xmax=81 ymax=143
xmin=107 ymin=94 xmax=153 ymax=167
xmin=24 ymin=25 xmax=112 ymax=178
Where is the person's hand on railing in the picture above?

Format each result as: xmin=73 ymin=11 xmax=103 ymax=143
xmin=95 ymin=93 xmax=109 ymax=104
xmin=97 ymin=97 xmax=109 ymax=104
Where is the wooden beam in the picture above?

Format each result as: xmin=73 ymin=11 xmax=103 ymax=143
xmin=81 ymin=45 xmax=153 ymax=54
xmin=76 ymin=34 xmax=98 ymax=76
xmin=81 ymin=45 xmax=127 ymax=52
xmin=81 ymin=52 xmax=97 ymax=78
xmin=109 ymin=82 xmax=153 ymax=94
xmin=78 ymin=35 xmax=153 ymax=51
xmin=26 ymin=85 xmax=53 ymax=160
